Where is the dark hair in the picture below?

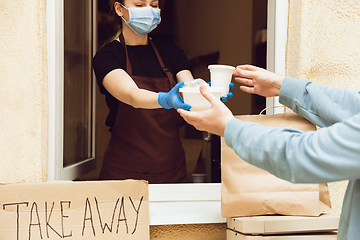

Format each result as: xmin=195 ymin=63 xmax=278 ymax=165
xmin=109 ymin=0 xmax=124 ymax=28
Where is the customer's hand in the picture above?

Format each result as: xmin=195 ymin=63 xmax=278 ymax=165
xmin=233 ymin=65 xmax=285 ymax=97
xmin=158 ymin=82 xmax=191 ymax=110
xmin=178 ymin=85 xmax=234 ymax=137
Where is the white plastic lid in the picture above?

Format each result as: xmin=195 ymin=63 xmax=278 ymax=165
xmin=180 ymin=86 xmax=222 ymax=93
xmin=208 ymin=64 xmax=235 ymax=71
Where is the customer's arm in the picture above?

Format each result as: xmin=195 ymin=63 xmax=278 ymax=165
xmin=225 ymin=112 xmax=360 ymax=184
xmin=178 ymin=85 xmax=360 ymax=184
xmin=279 ymin=77 xmax=360 ymax=127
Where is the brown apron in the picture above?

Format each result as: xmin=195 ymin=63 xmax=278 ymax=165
xmin=99 ymin=33 xmax=187 ymax=184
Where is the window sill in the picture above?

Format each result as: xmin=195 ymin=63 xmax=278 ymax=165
xmin=149 ymin=183 xmax=225 ymax=225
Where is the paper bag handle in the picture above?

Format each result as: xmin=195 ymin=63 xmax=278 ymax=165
xmin=259 ymin=105 xmax=287 ymax=115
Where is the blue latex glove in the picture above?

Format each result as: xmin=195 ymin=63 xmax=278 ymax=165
xmin=158 ymin=82 xmax=191 ymax=110
xmin=207 ymin=82 xmax=234 ymax=102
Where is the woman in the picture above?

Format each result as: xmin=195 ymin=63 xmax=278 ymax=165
xmin=92 ymin=0 xmax=194 ymax=183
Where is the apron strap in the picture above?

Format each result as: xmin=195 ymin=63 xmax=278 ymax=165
xmin=149 ymin=39 xmax=176 ymax=88
xmin=119 ymin=33 xmax=133 ymax=76
xmin=119 ymin=32 xmax=175 ymax=89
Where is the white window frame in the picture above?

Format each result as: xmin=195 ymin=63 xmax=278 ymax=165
xmin=47 ymin=0 xmax=288 ymax=224
xmin=47 ymin=0 xmax=97 ymax=181
xmin=266 ymin=0 xmax=289 ymax=115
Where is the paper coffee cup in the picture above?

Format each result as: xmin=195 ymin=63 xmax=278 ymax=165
xmin=208 ymin=65 xmax=235 ymax=97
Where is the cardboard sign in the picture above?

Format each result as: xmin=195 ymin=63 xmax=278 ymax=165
xmin=0 ymin=180 xmax=149 ymax=240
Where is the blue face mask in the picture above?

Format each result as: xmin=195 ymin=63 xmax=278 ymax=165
xmin=121 ymin=4 xmax=161 ymax=36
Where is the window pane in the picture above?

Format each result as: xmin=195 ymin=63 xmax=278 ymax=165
xmin=63 ymin=0 xmax=93 ymax=167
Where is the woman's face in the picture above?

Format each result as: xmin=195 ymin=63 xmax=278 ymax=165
xmin=116 ymin=0 xmax=160 ymax=22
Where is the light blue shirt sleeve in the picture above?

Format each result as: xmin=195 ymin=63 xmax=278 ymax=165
xmin=224 ymin=77 xmax=360 ymax=184
xmin=279 ymin=77 xmax=360 ymax=127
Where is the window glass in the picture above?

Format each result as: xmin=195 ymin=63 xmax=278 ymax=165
xmin=63 ymin=0 xmax=94 ymax=167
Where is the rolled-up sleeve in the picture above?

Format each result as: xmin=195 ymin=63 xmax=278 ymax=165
xmin=279 ymin=77 xmax=360 ymax=127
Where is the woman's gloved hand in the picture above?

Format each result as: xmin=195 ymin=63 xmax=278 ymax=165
xmin=158 ymin=82 xmax=191 ymax=110
xmin=207 ymin=82 xmax=235 ymax=102
xmin=221 ymin=83 xmax=234 ymax=102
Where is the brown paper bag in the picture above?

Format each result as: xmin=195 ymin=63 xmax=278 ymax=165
xmin=221 ymin=111 xmax=331 ymax=218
